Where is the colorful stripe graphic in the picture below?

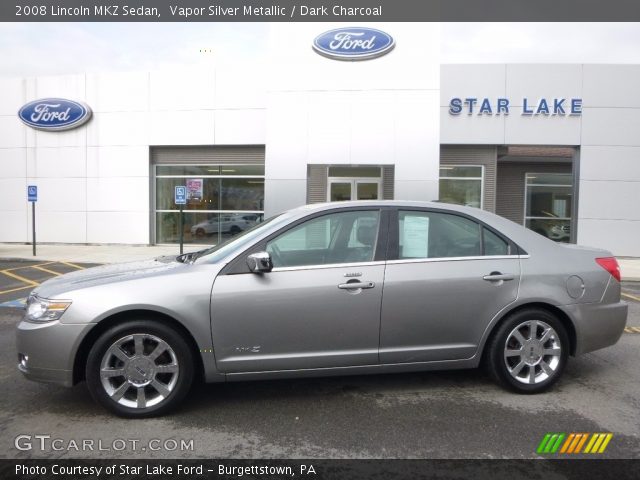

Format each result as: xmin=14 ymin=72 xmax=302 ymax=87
xmin=537 ymin=433 xmax=613 ymax=454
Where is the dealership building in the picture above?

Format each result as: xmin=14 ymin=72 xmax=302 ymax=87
xmin=1 ymin=24 xmax=639 ymax=256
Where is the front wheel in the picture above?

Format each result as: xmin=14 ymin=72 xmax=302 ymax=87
xmin=486 ymin=309 xmax=569 ymax=393
xmin=86 ymin=320 xmax=194 ymax=417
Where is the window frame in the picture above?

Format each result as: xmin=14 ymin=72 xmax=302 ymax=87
xmin=386 ymin=207 xmax=521 ymax=262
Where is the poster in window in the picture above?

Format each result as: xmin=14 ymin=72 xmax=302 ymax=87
xmin=400 ymin=215 xmax=429 ymax=258
xmin=186 ymin=178 xmax=203 ymax=203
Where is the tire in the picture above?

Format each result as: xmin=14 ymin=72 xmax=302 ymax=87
xmin=85 ymin=320 xmax=195 ymax=418
xmin=485 ymin=309 xmax=569 ymax=394
xmin=229 ymin=225 xmax=241 ymax=235
xmin=195 ymin=228 xmax=205 ymax=238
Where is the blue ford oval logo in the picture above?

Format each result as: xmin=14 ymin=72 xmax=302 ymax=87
xmin=313 ymin=27 xmax=395 ymax=61
xmin=18 ymin=98 xmax=92 ymax=131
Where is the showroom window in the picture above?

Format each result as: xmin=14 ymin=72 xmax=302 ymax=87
xmin=154 ymin=164 xmax=264 ymax=245
xmin=524 ymin=173 xmax=572 ymax=243
xmin=439 ymin=165 xmax=484 ymax=209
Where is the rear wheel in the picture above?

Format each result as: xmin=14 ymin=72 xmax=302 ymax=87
xmin=86 ymin=320 xmax=194 ymax=417
xmin=486 ymin=309 xmax=569 ymax=393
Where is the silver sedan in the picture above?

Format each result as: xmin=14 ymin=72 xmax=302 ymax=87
xmin=16 ymin=201 xmax=628 ymax=417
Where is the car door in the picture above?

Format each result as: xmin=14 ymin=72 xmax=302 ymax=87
xmin=210 ymin=208 xmax=388 ymax=373
xmin=379 ymin=208 xmax=521 ymax=364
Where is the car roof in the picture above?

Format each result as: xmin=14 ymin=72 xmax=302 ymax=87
xmin=290 ymin=200 xmax=493 ymax=219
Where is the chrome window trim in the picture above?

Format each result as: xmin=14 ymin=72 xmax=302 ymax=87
xmin=271 ymin=261 xmax=386 ymax=273
xmin=386 ymin=255 xmax=528 ymax=266
xmin=269 ymin=255 xmax=529 ymax=272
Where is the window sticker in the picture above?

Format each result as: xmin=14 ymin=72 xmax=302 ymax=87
xmin=401 ymin=215 xmax=429 ymax=258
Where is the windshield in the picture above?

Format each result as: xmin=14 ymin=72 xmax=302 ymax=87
xmin=190 ymin=213 xmax=289 ymax=264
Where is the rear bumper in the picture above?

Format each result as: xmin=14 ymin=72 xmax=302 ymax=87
xmin=559 ymin=301 xmax=628 ymax=355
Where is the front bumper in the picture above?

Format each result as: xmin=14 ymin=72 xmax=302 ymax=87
xmin=559 ymin=300 xmax=628 ymax=355
xmin=16 ymin=318 xmax=95 ymax=387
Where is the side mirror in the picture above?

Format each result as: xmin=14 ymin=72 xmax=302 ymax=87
xmin=246 ymin=251 xmax=273 ymax=273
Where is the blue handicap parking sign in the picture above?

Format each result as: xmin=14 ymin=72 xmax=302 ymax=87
xmin=175 ymin=186 xmax=187 ymax=205
xmin=27 ymin=185 xmax=37 ymax=202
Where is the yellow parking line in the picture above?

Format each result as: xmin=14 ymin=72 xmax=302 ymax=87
xmin=31 ymin=265 xmax=62 ymax=276
xmin=622 ymin=292 xmax=640 ymax=302
xmin=0 ymin=270 xmax=39 ymax=287
xmin=58 ymin=261 xmax=86 ymax=270
xmin=4 ymin=262 xmax=55 ymax=272
xmin=0 ymin=285 xmax=34 ymax=295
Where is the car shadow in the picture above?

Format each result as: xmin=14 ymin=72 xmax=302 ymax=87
xmin=177 ymin=368 xmax=492 ymax=416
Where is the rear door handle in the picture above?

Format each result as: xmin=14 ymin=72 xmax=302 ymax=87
xmin=483 ymin=272 xmax=515 ymax=282
xmin=338 ymin=281 xmax=375 ymax=290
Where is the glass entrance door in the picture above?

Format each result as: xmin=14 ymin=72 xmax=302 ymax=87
xmin=329 ymin=179 xmax=381 ymax=201
xmin=356 ymin=181 xmax=380 ymax=200
xmin=329 ymin=182 xmax=353 ymax=201
xmin=327 ymin=166 xmax=383 ymax=202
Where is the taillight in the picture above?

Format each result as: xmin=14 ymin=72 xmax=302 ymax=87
xmin=595 ymin=257 xmax=621 ymax=282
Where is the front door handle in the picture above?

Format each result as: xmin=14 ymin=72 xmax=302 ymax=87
xmin=483 ymin=272 xmax=515 ymax=282
xmin=338 ymin=281 xmax=375 ymax=290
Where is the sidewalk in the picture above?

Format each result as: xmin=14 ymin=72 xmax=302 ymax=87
xmin=0 ymin=243 xmax=639 ymax=281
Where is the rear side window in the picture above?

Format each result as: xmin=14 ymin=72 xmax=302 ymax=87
xmin=483 ymin=227 xmax=510 ymax=256
xmin=398 ymin=211 xmax=481 ymax=259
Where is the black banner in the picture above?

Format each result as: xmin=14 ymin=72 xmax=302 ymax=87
xmin=4 ymin=0 xmax=640 ymax=22
xmin=2 ymin=459 xmax=640 ymax=480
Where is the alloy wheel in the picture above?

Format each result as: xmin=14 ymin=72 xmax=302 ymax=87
xmin=99 ymin=334 xmax=179 ymax=409
xmin=503 ymin=320 xmax=562 ymax=385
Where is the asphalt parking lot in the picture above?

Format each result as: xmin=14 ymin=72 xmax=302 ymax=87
xmin=0 ymin=260 xmax=101 ymax=307
xmin=0 ymin=260 xmax=639 ymax=459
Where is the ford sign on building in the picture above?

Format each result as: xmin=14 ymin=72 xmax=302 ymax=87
xmin=312 ymin=27 xmax=395 ymax=60
xmin=18 ymin=98 xmax=92 ymax=131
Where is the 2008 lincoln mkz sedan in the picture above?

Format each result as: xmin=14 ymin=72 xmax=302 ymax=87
xmin=17 ymin=201 xmax=628 ymax=417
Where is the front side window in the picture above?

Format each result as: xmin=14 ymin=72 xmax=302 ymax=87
xmin=398 ymin=211 xmax=482 ymax=259
xmin=266 ymin=210 xmax=380 ymax=268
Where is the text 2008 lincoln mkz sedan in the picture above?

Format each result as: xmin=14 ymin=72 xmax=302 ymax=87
xmin=17 ymin=201 xmax=627 ymax=417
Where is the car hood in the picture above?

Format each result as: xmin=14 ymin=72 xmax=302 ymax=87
xmin=32 ymin=258 xmax=184 ymax=299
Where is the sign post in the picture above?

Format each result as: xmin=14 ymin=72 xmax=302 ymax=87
xmin=27 ymin=185 xmax=37 ymax=256
xmin=174 ymin=186 xmax=187 ymax=255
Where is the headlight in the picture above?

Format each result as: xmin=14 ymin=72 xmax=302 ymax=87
xmin=25 ymin=296 xmax=72 ymax=323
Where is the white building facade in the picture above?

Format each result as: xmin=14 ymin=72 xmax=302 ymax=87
xmin=1 ymin=24 xmax=639 ymax=256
